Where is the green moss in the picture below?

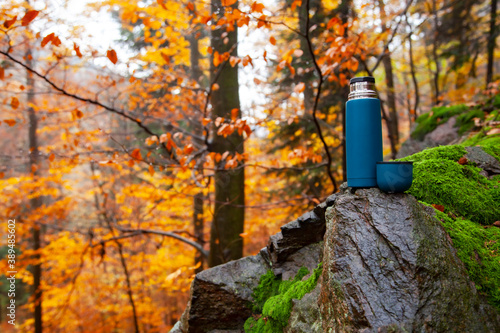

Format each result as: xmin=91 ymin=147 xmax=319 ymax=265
xmin=434 ymin=210 xmax=500 ymax=309
xmin=244 ymin=263 xmax=323 ymax=333
xmin=455 ymin=107 xmax=485 ymax=134
xmin=399 ymin=145 xmax=500 ymax=225
xmin=398 ymin=141 xmax=500 ymax=311
xmin=411 ymin=104 xmax=469 ymax=141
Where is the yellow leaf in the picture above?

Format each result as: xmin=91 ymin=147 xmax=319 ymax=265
xmin=21 ymin=10 xmax=39 ymax=26
xmin=11 ymin=97 xmax=19 ymax=109
xmin=107 ymin=49 xmax=118 ymax=64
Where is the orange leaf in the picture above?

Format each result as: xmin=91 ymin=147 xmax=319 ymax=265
xmin=31 ymin=164 xmax=38 ymax=173
xmin=4 ymin=119 xmax=16 ymax=127
xmin=11 ymin=97 xmax=19 ymax=109
xmin=187 ymin=2 xmax=195 ymax=11
xmin=161 ymin=52 xmax=170 ymax=64
xmin=41 ymin=33 xmax=55 ymax=47
xmin=74 ymin=109 xmax=83 ymax=118
xmin=244 ymin=125 xmax=252 ymax=136
xmin=207 ymin=46 xmax=213 ymax=54
xmin=212 ymin=83 xmax=220 ymax=91
xmin=131 ymin=148 xmax=142 ymax=160
xmin=458 ymin=157 xmax=468 ymax=165
xmin=202 ymin=118 xmax=211 ymax=126
xmin=0 ymin=67 xmax=4 ymax=80
xmin=213 ymin=51 xmax=221 ymax=67
xmin=269 ymin=36 xmax=276 ymax=45
xmin=184 ymin=144 xmax=194 ymax=154
xmin=432 ymin=204 xmax=445 ymax=212
xmin=148 ymin=164 xmax=155 ymax=176
xmin=49 ymin=153 xmax=55 ymax=162
xmin=74 ymin=43 xmax=82 ymax=58
xmin=231 ymin=108 xmax=239 ymax=121
xmin=222 ymin=0 xmax=237 ymax=6
xmin=107 ymin=49 xmax=118 ymax=64
xmin=0 ymin=172 xmax=4 ymax=178
xmin=21 ymin=10 xmax=39 ymax=26
xmin=160 ymin=133 xmax=168 ymax=143
xmin=157 ymin=0 xmax=167 ymax=9
xmin=3 ymin=16 xmax=17 ymax=29
xmin=294 ymin=82 xmax=306 ymax=94
xmin=251 ymin=2 xmax=265 ymax=13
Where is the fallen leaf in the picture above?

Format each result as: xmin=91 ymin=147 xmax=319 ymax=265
xmin=432 ymin=204 xmax=445 ymax=212
xmin=493 ymin=221 xmax=500 ymax=228
xmin=458 ymin=157 xmax=468 ymax=165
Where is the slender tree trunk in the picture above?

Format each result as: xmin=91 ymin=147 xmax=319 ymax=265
xmin=26 ymin=41 xmax=43 ymax=333
xmin=208 ymin=0 xmax=244 ymax=267
xmin=188 ymin=12 xmax=205 ymax=272
xmin=431 ymin=0 xmax=441 ymax=105
xmin=299 ymin=0 xmax=315 ymax=112
xmin=340 ymin=0 xmax=351 ymax=182
xmin=378 ymin=0 xmax=398 ymax=158
xmin=193 ymin=193 xmax=204 ymax=273
xmin=487 ymin=0 xmax=498 ymax=87
xmin=406 ymin=14 xmax=420 ymax=122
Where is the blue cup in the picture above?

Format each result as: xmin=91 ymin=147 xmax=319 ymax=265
xmin=376 ymin=162 xmax=413 ymax=193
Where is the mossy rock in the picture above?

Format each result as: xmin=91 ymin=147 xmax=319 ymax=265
xmin=411 ymin=104 xmax=470 ymax=141
xmin=398 ymin=142 xmax=500 ymax=311
xmin=244 ymin=264 xmax=323 ymax=332
xmin=398 ymin=145 xmax=500 ymax=225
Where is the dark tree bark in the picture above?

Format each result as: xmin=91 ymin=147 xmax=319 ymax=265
xmin=487 ymin=0 xmax=498 ymax=87
xmin=208 ymin=0 xmax=244 ymax=267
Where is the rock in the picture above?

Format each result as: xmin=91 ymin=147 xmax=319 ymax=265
xmin=285 ymin=283 xmax=322 ymax=333
xmin=320 ymin=188 xmax=500 ymax=332
xmin=267 ymin=194 xmax=336 ymax=268
xmin=465 ymin=146 xmax=500 ymax=177
xmin=175 ymin=253 xmax=270 ymax=333
xmin=397 ymin=117 xmax=460 ymax=158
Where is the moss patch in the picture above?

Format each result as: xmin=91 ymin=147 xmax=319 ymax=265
xmin=244 ymin=263 xmax=323 ymax=333
xmin=411 ymin=104 xmax=470 ymax=141
xmin=435 ymin=210 xmax=500 ymax=309
xmin=398 ymin=145 xmax=500 ymax=225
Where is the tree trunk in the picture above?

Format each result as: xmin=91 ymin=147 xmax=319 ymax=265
xmin=431 ymin=0 xmax=441 ymax=105
xmin=188 ymin=12 xmax=205 ymax=272
xmin=299 ymin=0 xmax=315 ymax=112
xmin=406 ymin=14 xmax=420 ymax=123
xmin=378 ymin=0 xmax=399 ymax=158
xmin=208 ymin=0 xmax=244 ymax=267
xmin=487 ymin=0 xmax=498 ymax=87
xmin=26 ymin=42 xmax=43 ymax=333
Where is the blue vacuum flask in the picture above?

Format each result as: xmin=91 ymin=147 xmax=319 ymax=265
xmin=346 ymin=76 xmax=383 ymax=188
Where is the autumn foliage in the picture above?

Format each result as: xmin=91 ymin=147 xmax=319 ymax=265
xmin=0 ymin=0 xmax=498 ymax=331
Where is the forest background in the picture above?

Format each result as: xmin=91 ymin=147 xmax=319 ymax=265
xmin=0 ymin=0 xmax=498 ymax=331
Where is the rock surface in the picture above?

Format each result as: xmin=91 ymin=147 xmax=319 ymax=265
xmin=465 ymin=146 xmax=500 ymax=177
xmin=320 ymin=188 xmax=500 ymax=332
xmin=170 ymin=197 xmax=334 ymax=333
xmin=397 ymin=117 xmax=460 ymax=158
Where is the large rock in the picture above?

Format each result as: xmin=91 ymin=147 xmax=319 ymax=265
xmin=320 ymin=188 xmax=500 ymax=332
xmin=397 ymin=117 xmax=460 ymax=158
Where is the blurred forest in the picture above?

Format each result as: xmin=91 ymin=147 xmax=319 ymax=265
xmin=0 ymin=0 xmax=498 ymax=331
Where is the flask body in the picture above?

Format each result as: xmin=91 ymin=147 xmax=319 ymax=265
xmin=345 ymin=98 xmax=383 ymax=187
